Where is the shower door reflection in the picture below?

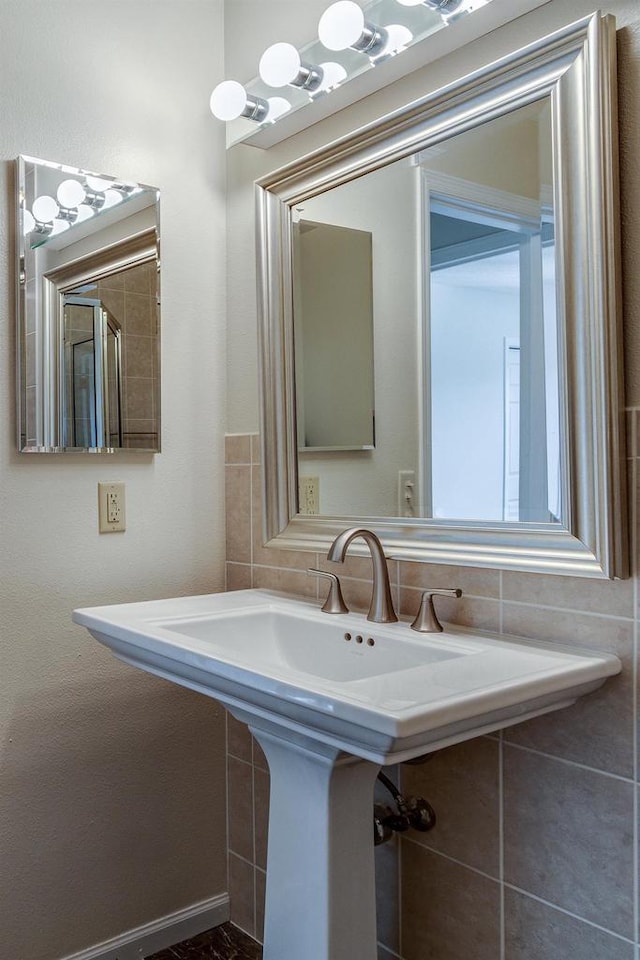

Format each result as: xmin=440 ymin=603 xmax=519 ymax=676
xmin=62 ymin=297 xmax=123 ymax=449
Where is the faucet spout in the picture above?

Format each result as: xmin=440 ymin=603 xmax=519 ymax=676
xmin=327 ymin=527 xmax=398 ymax=624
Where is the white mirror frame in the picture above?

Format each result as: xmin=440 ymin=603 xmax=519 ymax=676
xmin=257 ymin=12 xmax=628 ymax=579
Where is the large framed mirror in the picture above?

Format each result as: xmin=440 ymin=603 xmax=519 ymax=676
xmin=257 ymin=13 xmax=628 ymax=579
xmin=16 ymin=156 xmax=160 ymax=453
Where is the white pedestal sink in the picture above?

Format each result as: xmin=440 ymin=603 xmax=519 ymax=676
xmin=245 ymin=727 xmax=380 ymax=960
xmin=73 ymin=589 xmax=620 ymax=960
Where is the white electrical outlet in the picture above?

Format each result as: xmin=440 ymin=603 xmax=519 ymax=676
xmin=98 ymin=482 xmax=126 ymax=533
xmin=299 ymin=476 xmax=319 ymax=515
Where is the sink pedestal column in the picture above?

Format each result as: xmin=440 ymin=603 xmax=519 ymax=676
xmin=250 ymin=726 xmax=381 ymax=960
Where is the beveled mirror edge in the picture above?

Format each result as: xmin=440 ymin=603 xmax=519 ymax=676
xmin=16 ymin=155 xmax=161 ymax=454
xmin=257 ymin=12 xmax=628 ymax=580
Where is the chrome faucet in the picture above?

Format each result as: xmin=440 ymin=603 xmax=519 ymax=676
xmin=327 ymin=527 xmax=397 ymax=624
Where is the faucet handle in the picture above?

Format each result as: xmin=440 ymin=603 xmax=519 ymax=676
xmin=307 ymin=569 xmax=349 ymax=615
xmin=410 ymin=587 xmax=462 ymax=633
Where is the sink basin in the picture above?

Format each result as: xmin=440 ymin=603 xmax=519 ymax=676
xmin=73 ymin=588 xmax=620 ymax=960
xmin=73 ymin=588 xmax=620 ymax=764
xmin=152 ymin=606 xmax=461 ymax=680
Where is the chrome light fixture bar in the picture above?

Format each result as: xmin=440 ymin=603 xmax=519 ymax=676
xmin=23 ymin=165 xmax=142 ymax=249
xmin=211 ymin=0 xmax=551 ymax=149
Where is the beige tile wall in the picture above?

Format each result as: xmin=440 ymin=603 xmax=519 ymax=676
xmin=224 ymin=428 xmax=638 ymax=959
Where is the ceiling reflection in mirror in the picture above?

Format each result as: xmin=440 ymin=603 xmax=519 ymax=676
xmin=17 ymin=156 xmax=160 ymax=453
xmin=292 ymin=99 xmax=558 ymax=524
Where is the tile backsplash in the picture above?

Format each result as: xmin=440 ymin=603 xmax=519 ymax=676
xmin=224 ymin=430 xmax=638 ymax=960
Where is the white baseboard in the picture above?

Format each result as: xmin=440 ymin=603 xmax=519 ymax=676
xmin=59 ymin=892 xmax=230 ymax=960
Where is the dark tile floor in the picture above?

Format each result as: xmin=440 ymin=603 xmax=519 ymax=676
xmin=147 ymin=922 xmax=261 ymax=960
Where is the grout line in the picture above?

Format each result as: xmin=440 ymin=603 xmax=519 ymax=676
xmin=501 ymin=739 xmax=635 ymax=784
xmin=499 ymin=734 xmax=505 ymax=960
xmin=252 ymin=867 xmax=258 ymax=942
xmin=227 ymin=752 xmax=254 ymax=769
xmin=393 ymin=559 xmax=400 ymax=613
xmin=632 ymin=456 xmax=638 ymax=949
xmin=252 ymin=560 xmax=320 ymax=576
xmin=401 ymin=835 xmax=500 ymax=885
xmin=377 ymin=945 xmax=402 ymax=960
xmin=249 ymin=459 xmax=255 ymax=582
xmin=251 ymin=750 xmax=258 ymax=939
xmin=225 ymin=713 xmax=232 ymax=923
xmin=401 ymin=839 xmax=636 ymax=947
xmin=500 ymin=596 xmax=634 ymax=624
xmin=397 ymin=831 xmax=404 ymax=960
xmin=228 ymin=850 xmax=256 ymax=869
xmin=503 ymin=883 xmax=637 ymax=945
xmin=314 ymin=550 xmax=321 ymax=600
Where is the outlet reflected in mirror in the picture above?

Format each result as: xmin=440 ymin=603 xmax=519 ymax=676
xmin=17 ymin=155 xmax=160 ymax=453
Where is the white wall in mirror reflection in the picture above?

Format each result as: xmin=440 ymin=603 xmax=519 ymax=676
xmin=293 ymin=96 xmax=559 ymax=524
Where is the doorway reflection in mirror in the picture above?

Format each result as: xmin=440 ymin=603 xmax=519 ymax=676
xmin=424 ymin=99 xmax=559 ymax=524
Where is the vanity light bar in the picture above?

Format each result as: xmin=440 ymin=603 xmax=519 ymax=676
xmin=24 ymin=178 xmax=139 ymax=238
xmin=209 ymin=0 xmax=493 ymax=128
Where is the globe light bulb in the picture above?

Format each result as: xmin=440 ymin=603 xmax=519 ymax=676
xmin=317 ymin=61 xmax=348 ymax=92
xmin=378 ymin=24 xmax=413 ymax=56
xmin=49 ymin=219 xmax=70 ymax=236
xmin=85 ymin=176 xmax=112 ymax=193
xmin=259 ymin=43 xmax=302 ymax=87
xmin=85 ymin=176 xmax=113 ymax=193
xmin=101 ymin=189 xmax=123 ymax=209
xmin=210 ymin=80 xmax=247 ymax=120
xmin=32 ymin=195 xmax=60 ymax=223
xmin=75 ymin=204 xmax=94 ymax=223
xmin=319 ymin=1 xmax=365 ymax=51
xmin=210 ymin=80 xmax=267 ymax=122
xmin=23 ymin=210 xmax=36 ymax=234
xmin=57 ymin=179 xmax=86 ymax=208
xmin=266 ymin=97 xmax=292 ymax=121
